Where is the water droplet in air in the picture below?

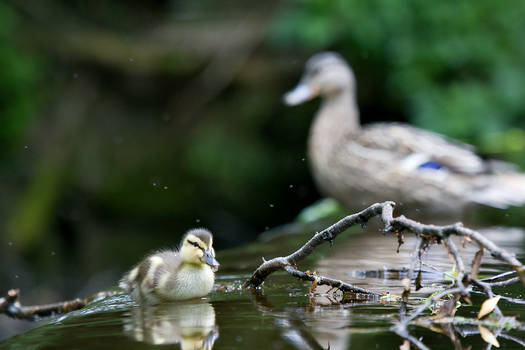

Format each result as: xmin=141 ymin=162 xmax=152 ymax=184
xmin=301 ymin=158 xmax=305 ymax=162
xmin=196 ymin=219 xmax=201 ymax=223
xmin=24 ymin=145 xmax=29 ymax=149
xmin=14 ymin=275 xmax=19 ymax=279
xmin=269 ymin=204 xmax=274 ymax=208
xmin=163 ymin=186 xmax=168 ymax=190
xmin=289 ymin=184 xmax=294 ymax=189
xmin=51 ymin=251 xmax=56 ymax=256
xmin=264 ymin=226 xmax=269 ymax=230
xmin=152 ymin=182 xmax=157 ymax=187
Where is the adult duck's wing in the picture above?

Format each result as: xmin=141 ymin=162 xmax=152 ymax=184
xmin=356 ymin=123 xmax=486 ymax=174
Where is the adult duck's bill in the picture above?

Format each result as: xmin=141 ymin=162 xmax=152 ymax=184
xmin=283 ymin=82 xmax=318 ymax=106
xmin=202 ymin=250 xmax=219 ymax=271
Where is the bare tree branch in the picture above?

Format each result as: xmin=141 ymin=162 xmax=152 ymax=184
xmin=243 ymin=202 xmax=389 ymax=289
xmin=244 ymin=201 xmax=524 ymax=349
xmin=0 ymin=289 xmax=118 ymax=321
xmin=244 ymin=201 xmax=524 ymax=291
xmin=486 ymin=277 xmax=520 ymax=287
xmin=283 ymin=266 xmax=376 ymax=296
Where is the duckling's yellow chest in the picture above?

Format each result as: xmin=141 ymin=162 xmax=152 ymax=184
xmin=157 ymin=264 xmax=215 ymax=301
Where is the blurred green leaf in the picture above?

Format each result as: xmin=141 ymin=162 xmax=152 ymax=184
xmin=0 ymin=2 xmax=44 ymax=152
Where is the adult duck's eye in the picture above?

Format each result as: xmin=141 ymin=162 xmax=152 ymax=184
xmin=187 ymin=240 xmax=200 ymax=248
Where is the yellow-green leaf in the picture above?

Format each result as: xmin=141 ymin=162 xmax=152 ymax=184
xmin=478 ymin=295 xmax=501 ymax=319
xmin=478 ymin=325 xmax=499 ymax=347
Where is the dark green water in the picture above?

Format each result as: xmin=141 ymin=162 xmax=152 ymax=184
xmin=1 ymin=224 xmax=524 ymax=349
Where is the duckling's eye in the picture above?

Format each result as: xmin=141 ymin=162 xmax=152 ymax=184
xmin=187 ymin=240 xmax=201 ymax=248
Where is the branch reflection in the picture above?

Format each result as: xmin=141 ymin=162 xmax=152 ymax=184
xmin=250 ymin=290 xmax=329 ymax=350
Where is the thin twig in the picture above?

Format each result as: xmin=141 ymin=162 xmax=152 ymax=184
xmin=408 ymin=237 xmax=424 ymax=283
xmin=406 ymin=287 xmax=463 ymax=323
xmin=499 ymin=333 xmax=525 ymax=347
xmin=486 ymin=277 xmax=520 ymax=287
xmin=481 ymin=271 xmax=516 ymax=283
xmin=0 ymin=289 xmax=118 ymax=320
xmin=443 ymin=238 xmax=467 ymax=293
xmin=283 ymin=266 xmax=376 ymax=296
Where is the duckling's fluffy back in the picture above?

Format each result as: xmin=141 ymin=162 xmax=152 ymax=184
xmin=120 ymin=249 xmax=215 ymax=304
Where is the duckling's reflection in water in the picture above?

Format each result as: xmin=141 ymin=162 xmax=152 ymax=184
xmin=123 ymin=300 xmax=218 ymax=349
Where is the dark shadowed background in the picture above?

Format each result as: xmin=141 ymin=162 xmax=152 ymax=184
xmin=1 ymin=0 xmax=525 ymax=316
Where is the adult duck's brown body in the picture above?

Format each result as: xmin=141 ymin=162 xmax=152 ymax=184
xmin=284 ymin=52 xmax=525 ymax=215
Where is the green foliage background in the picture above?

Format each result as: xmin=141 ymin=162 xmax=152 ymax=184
xmin=0 ymin=2 xmax=43 ymax=153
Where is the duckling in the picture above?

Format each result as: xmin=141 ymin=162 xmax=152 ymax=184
xmin=119 ymin=228 xmax=219 ymax=304
xmin=284 ymin=52 xmax=525 ymax=214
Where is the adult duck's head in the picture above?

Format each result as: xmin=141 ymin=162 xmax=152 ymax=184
xmin=284 ymin=52 xmax=356 ymax=106
xmin=180 ymin=228 xmax=219 ymax=271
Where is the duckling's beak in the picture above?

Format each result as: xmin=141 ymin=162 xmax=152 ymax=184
xmin=202 ymin=250 xmax=220 ymax=271
xmin=283 ymin=82 xmax=318 ymax=106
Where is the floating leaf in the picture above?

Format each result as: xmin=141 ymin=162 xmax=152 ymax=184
xmin=478 ymin=325 xmax=500 ymax=347
xmin=415 ymin=269 xmax=422 ymax=291
xmin=478 ymin=295 xmax=501 ymax=319
xmin=399 ymin=339 xmax=410 ymax=350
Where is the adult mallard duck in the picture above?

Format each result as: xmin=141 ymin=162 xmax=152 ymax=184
xmin=120 ymin=228 xmax=219 ymax=304
xmin=284 ymin=52 xmax=525 ymax=214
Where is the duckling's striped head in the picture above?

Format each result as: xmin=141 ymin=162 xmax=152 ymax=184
xmin=180 ymin=228 xmax=219 ymax=270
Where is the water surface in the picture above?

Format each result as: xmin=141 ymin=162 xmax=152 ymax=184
xmin=1 ymin=223 xmax=524 ymax=349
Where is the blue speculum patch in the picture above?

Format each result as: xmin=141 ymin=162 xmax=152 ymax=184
xmin=418 ymin=161 xmax=443 ymax=170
